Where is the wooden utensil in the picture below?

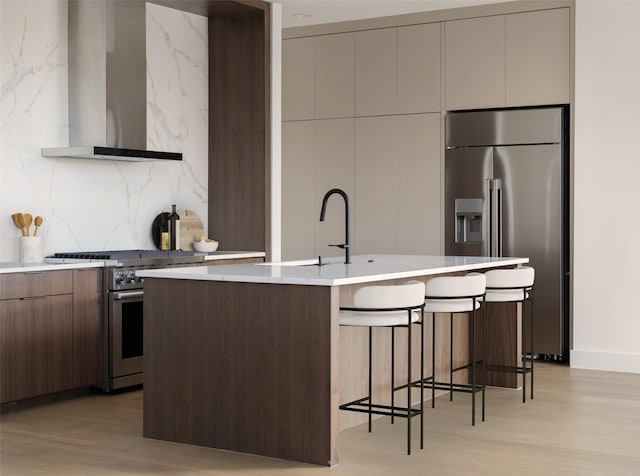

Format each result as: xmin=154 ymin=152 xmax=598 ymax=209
xmin=24 ymin=213 xmax=33 ymax=236
xmin=34 ymin=216 xmax=43 ymax=236
xmin=11 ymin=213 xmax=23 ymax=235
xmin=16 ymin=213 xmax=27 ymax=237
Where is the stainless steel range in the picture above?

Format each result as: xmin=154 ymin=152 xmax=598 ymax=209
xmin=48 ymin=250 xmax=204 ymax=391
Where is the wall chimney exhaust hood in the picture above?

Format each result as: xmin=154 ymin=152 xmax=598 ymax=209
xmin=42 ymin=0 xmax=182 ymax=162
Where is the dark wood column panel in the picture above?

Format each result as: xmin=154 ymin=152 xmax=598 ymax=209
xmin=208 ymin=7 xmax=271 ymax=255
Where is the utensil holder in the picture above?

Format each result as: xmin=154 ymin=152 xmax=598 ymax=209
xmin=21 ymin=236 xmax=44 ymax=263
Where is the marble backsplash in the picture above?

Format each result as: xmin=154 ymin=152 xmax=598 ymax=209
xmin=0 ymin=0 xmax=209 ymax=261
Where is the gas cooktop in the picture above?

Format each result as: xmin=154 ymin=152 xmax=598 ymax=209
xmin=49 ymin=249 xmax=198 ymax=260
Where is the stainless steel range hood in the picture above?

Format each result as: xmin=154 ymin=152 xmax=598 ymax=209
xmin=42 ymin=0 xmax=182 ymax=162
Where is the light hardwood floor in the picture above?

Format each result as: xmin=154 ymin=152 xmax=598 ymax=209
xmin=1 ymin=363 xmax=640 ymax=475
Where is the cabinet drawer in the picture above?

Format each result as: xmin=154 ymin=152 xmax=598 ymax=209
xmin=0 ymin=271 xmax=73 ymax=300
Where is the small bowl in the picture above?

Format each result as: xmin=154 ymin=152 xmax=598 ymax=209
xmin=193 ymin=240 xmax=219 ymax=252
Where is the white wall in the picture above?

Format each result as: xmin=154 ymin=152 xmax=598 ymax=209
xmin=572 ymin=0 xmax=640 ymax=372
xmin=0 ymin=0 xmax=208 ymax=261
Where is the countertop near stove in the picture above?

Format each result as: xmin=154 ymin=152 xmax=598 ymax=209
xmin=0 ymin=261 xmax=105 ymax=274
xmin=200 ymin=251 xmax=265 ymax=262
xmin=0 ymin=251 xmax=265 ymax=274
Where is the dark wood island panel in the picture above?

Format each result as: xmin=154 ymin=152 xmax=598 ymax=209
xmin=143 ymin=278 xmax=340 ymax=466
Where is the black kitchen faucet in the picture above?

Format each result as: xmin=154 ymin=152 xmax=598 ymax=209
xmin=319 ymin=188 xmax=351 ymax=264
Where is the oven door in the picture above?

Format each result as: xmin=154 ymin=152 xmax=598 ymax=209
xmin=108 ymin=289 xmax=144 ymax=379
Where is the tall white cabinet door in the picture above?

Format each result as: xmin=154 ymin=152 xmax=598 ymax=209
xmin=397 ymin=23 xmax=442 ymax=114
xmin=506 ymin=8 xmax=571 ymax=106
xmin=316 ymin=33 xmax=355 ymax=119
xmin=396 ymin=114 xmax=441 ymax=254
xmin=445 ymin=16 xmax=506 ymax=110
xmin=355 ymin=116 xmax=398 ymax=254
xmin=282 ymin=121 xmax=316 ymax=260
xmin=355 ymin=28 xmax=397 ymax=117
xmin=282 ymin=37 xmax=315 ymax=121
xmin=315 ymin=119 xmax=356 ymax=258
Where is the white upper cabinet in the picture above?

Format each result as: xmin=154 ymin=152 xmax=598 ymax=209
xmin=397 ymin=23 xmax=441 ymax=114
xmin=445 ymin=15 xmax=506 ymax=110
xmin=395 ymin=113 xmax=441 ymax=254
xmin=282 ymin=121 xmax=316 ymax=260
xmin=506 ymin=8 xmax=571 ymax=106
xmin=445 ymin=8 xmax=571 ymax=110
xmin=355 ymin=28 xmax=397 ymax=116
xmin=282 ymin=37 xmax=315 ymax=121
xmin=316 ymin=33 xmax=355 ymax=119
xmin=355 ymin=116 xmax=398 ymax=254
xmin=354 ymin=113 xmax=441 ymax=255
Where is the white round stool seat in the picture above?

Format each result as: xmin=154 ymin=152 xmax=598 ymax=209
xmin=340 ymin=309 xmax=422 ymax=327
xmin=425 ymin=274 xmax=486 ymax=312
xmin=484 ymin=289 xmax=530 ymax=302
xmin=424 ymin=298 xmax=481 ymax=314
xmin=339 ymin=281 xmax=426 ymax=327
xmin=484 ymin=266 xmax=534 ymax=303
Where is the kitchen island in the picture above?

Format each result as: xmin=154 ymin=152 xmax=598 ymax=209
xmin=138 ymin=254 xmax=528 ymax=466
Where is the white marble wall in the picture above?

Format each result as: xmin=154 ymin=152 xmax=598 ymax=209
xmin=0 ymin=0 xmax=208 ymax=261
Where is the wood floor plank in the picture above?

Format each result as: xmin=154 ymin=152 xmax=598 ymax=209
xmin=2 ymin=363 xmax=640 ymax=475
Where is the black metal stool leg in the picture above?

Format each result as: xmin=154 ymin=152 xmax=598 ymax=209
xmin=530 ymin=297 xmax=535 ymax=400
xmin=471 ymin=304 xmax=476 ymax=426
xmin=522 ymin=299 xmax=526 ymax=403
xmin=420 ymin=309 xmax=424 ymax=450
xmin=482 ymin=301 xmax=486 ymax=422
xmin=391 ymin=327 xmax=395 ymax=424
xmin=368 ymin=327 xmax=372 ymax=433
xmin=449 ymin=313 xmax=453 ymax=402
xmin=407 ymin=312 xmax=412 ymax=455
xmin=432 ymin=312 xmax=436 ymax=408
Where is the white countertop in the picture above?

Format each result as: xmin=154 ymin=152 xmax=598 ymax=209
xmin=0 ymin=251 xmax=265 ymax=274
xmin=0 ymin=260 xmax=105 ymax=274
xmin=201 ymin=251 xmax=265 ymax=261
xmin=137 ymin=254 xmax=529 ymax=286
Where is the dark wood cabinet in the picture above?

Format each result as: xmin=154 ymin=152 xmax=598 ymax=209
xmin=72 ymin=269 xmax=103 ymax=387
xmin=1 ymin=269 xmax=103 ymax=404
xmin=0 ymin=271 xmax=74 ymax=403
xmin=0 ymin=298 xmax=33 ymax=402
xmin=32 ymin=294 xmax=73 ymax=396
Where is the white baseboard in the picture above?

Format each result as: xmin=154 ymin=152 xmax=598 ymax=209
xmin=570 ymin=349 xmax=640 ymax=374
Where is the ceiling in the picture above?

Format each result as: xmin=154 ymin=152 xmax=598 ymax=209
xmin=266 ymin=0 xmax=515 ymax=28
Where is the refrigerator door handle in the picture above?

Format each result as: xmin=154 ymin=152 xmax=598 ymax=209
xmin=484 ymin=179 xmax=492 ymax=257
xmin=493 ymin=178 xmax=503 ymax=257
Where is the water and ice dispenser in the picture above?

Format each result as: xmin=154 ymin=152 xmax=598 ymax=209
xmin=455 ymin=198 xmax=483 ymax=243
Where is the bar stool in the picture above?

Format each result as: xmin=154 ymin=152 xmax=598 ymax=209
xmin=420 ymin=273 xmax=486 ymax=426
xmin=483 ymin=266 xmax=535 ymax=402
xmin=339 ymin=280 xmax=425 ymax=455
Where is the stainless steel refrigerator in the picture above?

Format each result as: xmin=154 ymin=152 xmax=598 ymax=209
xmin=445 ymin=107 xmax=569 ymax=360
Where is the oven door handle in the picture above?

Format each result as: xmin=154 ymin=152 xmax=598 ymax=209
xmin=113 ymin=290 xmax=144 ymax=300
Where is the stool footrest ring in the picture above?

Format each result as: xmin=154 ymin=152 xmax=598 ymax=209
xmin=487 ymin=364 xmax=533 ymax=375
xmin=411 ymin=377 xmax=485 ymax=395
xmin=339 ymin=398 xmax=422 ymax=419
